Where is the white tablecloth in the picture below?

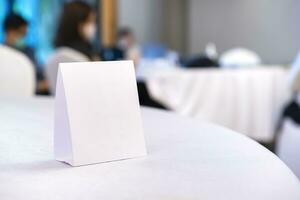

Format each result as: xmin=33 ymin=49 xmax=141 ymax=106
xmin=0 ymin=97 xmax=299 ymax=200
xmin=147 ymin=67 xmax=288 ymax=142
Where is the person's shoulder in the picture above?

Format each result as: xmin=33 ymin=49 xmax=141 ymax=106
xmin=0 ymin=45 xmax=31 ymax=60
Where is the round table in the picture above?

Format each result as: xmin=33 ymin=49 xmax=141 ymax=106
xmin=0 ymin=97 xmax=299 ymax=200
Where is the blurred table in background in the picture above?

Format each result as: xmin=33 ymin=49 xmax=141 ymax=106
xmin=0 ymin=97 xmax=299 ymax=199
xmin=146 ymin=66 xmax=288 ymax=142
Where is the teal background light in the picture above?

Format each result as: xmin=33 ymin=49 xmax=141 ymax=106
xmin=1 ymin=0 xmax=62 ymax=66
xmin=0 ymin=0 xmax=98 ymax=66
xmin=0 ymin=1 xmax=9 ymax=42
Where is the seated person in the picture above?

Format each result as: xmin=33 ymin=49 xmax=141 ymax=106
xmin=117 ymin=27 xmax=140 ymax=65
xmin=3 ymin=14 xmax=32 ymax=59
xmin=54 ymin=1 xmax=98 ymax=60
xmin=117 ymin=28 xmax=167 ymax=109
xmin=46 ymin=1 xmax=98 ymax=93
xmin=3 ymin=13 xmax=46 ymax=92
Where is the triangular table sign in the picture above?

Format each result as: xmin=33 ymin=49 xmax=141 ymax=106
xmin=54 ymin=61 xmax=147 ymax=166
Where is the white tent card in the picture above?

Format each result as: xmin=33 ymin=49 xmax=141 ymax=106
xmin=54 ymin=61 xmax=147 ymax=166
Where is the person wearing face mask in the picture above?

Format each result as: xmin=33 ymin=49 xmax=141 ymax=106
xmin=3 ymin=13 xmax=46 ymax=94
xmin=116 ymin=28 xmax=167 ymax=110
xmin=3 ymin=14 xmax=28 ymax=51
xmin=46 ymin=1 xmax=99 ymax=94
xmin=54 ymin=1 xmax=98 ymax=60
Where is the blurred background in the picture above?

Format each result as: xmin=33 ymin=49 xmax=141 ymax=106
xmin=0 ymin=0 xmax=300 ymax=178
xmin=2 ymin=0 xmax=300 ymax=68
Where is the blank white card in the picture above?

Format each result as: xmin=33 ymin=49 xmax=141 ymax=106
xmin=54 ymin=61 xmax=147 ymax=166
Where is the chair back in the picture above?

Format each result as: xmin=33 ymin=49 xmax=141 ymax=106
xmin=0 ymin=45 xmax=35 ymax=97
xmin=46 ymin=47 xmax=89 ymax=94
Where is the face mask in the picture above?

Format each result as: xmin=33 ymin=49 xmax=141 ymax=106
xmin=83 ymin=23 xmax=96 ymax=42
xmin=15 ymin=38 xmax=26 ymax=49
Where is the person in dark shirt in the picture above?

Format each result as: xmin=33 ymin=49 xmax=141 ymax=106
xmin=3 ymin=13 xmax=48 ymax=94
xmin=54 ymin=1 xmax=98 ymax=61
xmin=3 ymin=13 xmax=39 ymax=70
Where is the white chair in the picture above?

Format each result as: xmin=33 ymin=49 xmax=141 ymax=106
xmin=45 ymin=47 xmax=89 ymax=94
xmin=220 ymin=48 xmax=262 ymax=68
xmin=0 ymin=45 xmax=35 ymax=97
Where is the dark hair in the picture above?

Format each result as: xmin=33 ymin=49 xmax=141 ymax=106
xmin=54 ymin=1 xmax=93 ymax=47
xmin=118 ymin=27 xmax=133 ymax=39
xmin=3 ymin=13 xmax=28 ymax=32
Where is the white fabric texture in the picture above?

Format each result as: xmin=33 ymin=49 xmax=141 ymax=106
xmin=0 ymin=97 xmax=299 ymax=200
xmin=45 ymin=47 xmax=89 ymax=94
xmin=146 ymin=67 xmax=288 ymax=142
xmin=0 ymin=45 xmax=35 ymax=97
